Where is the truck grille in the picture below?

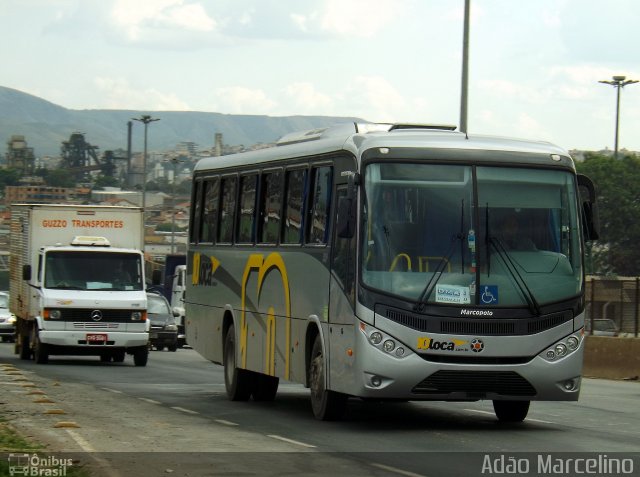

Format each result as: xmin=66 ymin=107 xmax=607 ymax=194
xmin=53 ymin=309 xmax=136 ymax=322
xmin=73 ymin=323 xmax=120 ymax=330
xmin=412 ymin=370 xmax=536 ymax=396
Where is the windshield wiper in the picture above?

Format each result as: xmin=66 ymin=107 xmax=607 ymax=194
xmin=488 ymin=237 xmax=541 ymax=315
xmin=414 ymin=200 xmax=466 ymax=312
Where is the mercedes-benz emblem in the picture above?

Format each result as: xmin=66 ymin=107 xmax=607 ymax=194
xmin=91 ymin=310 xmax=103 ymax=321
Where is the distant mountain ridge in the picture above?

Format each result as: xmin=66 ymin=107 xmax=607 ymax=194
xmin=0 ymin=86 xmax=363 ymax=157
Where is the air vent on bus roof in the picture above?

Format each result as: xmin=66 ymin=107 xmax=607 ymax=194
xmin=389 ymin=124 xmax=457 ymax=131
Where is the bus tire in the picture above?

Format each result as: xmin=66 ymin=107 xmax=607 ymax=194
xmin=493 ymin=400 xmax=530 ymax=422
xmin=252 ymin=374 xmax=279 ymax=401
xmin=34 ymin=337 xmax=49 ymax=365
xmin=133 ymin=346 xmax=149 ymax=367
xmin=309 ymin=334 xmax=347 ymax=420
xmin=223 ymin=324 xmax=253 ymax=401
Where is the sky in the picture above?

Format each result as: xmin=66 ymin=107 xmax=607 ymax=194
xmin=1 ymin=0 xmax=639 ymax=152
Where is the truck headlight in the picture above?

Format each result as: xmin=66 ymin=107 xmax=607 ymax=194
xmin=44 ymin=309 xmax=62 ymax=320
xmin=131 ymin=311 xmax=146 ymax=321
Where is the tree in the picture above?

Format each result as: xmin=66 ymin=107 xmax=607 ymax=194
xmin=576 ymin=153 xmax=640 ymax=276
xmin=94 ymin=174 xmax=120 ymax=189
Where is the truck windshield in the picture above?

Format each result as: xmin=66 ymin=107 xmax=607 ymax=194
xmin=44 ymin=251 xmax=143 ymax=291
xmin=361 ymin=162 xmax=582 ymax=309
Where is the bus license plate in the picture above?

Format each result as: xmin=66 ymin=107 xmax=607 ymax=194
xmin=86 ymin=333 xmax=108 ymax=344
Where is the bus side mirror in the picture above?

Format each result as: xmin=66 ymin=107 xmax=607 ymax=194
xmin=577 ymin=174 xmax=599 ymax=241
xmin=337 ymin=197 xmax=356 ymax=239
xmin=22 ymin=264 xmax=32 ymax=281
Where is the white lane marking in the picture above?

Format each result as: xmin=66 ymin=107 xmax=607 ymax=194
xmin=528 ymin=418 xmax=555 ymax=424
xmin=138 ymin=397 xmax=161 ymax=405
xmin=267 ymin=434 xmax=316 ymax=448
xmin=171 ymin=406 xmax=199 ymax=415
xmin=66 ymin=428 xmax=96 ymax=452
xmin=101 ymin=387 xmax=123 ymax=394
xmin=465 ymin=408 xmax=554 ymax=424
xmin=215 ymin=419 xmax=239 ymax=426
xmin=370 ymin=462 xmax=427 ymax=477
xmin=67 ymin=429 xmax=122 ymax=477
xmin=464 ymin=409 xmax=493 ymax=415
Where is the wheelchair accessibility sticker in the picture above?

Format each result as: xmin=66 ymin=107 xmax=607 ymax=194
xmin=481 ymin=285 xmax=499 ymax=304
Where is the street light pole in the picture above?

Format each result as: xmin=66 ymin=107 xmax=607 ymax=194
xmin=459 ymin=0 xmax=471 ymax=134
xmin=599 ymin=76 xmax=638 ymax=159
xmin=170 ymin=157 xmax=178 ymax=254
xmin=132 ymin=115 xmax=160 ymax=210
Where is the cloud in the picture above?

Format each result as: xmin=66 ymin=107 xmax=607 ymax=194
xmin=213 ymin=86 xmax=278 ymax=114
xmin=283 ymin=83 xmax=333 ymax=114
xmin=319 ymin=0 xmax=397 ymax=37
xmin=94 ymin=77 xmax=191 ymax=110
xmin=110 ymin=0 xmax=216 ymax=42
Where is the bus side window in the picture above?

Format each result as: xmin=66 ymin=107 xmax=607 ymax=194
xmin=259 ymin=170 xmax=283 ymax=244
xmin=282 ymin=168 xmax=307 ymax=244
xmin=237 ymin=174 xmax=258 ymax=244
xmin=308 ymin=166 xmax=333 ymax=244
xmin=200 ymin=177 xmax=219 ymax=244
xmin=189 ymin=179 xmax=203 ymax=243
xmin=218 ymin=175 xmax=237 ymax=243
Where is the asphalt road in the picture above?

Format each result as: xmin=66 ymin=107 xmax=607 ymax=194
xmin=1 ymin=342 xmax=639 ymax=477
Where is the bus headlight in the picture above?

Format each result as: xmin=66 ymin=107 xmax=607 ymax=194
xmin=541 ymin=333 xmax=582 ymax=362
xmin=383 ymin=340 xmax=395 ymax=352
xmin=359 ymin=321 xmax=410 ymax=359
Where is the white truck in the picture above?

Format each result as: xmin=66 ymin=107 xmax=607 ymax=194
xmin=151 ymin=255 xmax=187 ymax=347
xmin=9 ymin=204 xmax=150 ymax=366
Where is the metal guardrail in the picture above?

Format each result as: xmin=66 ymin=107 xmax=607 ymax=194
xmin=586 ymin=276 xmax=640 ymax=338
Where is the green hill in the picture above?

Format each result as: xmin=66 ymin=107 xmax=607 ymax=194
xmin=0 ymin=86 xmax=363 ymax=157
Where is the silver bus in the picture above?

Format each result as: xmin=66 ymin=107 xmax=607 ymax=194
xmin=186 ymin=123 xmax=599 ymax=421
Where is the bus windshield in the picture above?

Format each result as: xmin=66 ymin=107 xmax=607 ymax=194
xmin=361 ymin=162 xmax=583 ymax=308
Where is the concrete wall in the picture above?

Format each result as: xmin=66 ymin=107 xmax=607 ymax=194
xmin=583 ymin=336 xmax=640 ymax=380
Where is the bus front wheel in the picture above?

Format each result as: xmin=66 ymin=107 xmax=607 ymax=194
xmin=224 ymin=324 xmax=253 ymax=401
xmin=493 ymin=400 xmax=530 ymax=422
xmin=309 ymin=335 xmax=347 ymax=420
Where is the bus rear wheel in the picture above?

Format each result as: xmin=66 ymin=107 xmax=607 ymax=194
xmin=309 ymin=334 xmax=347 ymax=420
xmin=224 ymin=324 xmax=254 ymax=401
xmin=493 ymin=400 xmax=530 ymax=422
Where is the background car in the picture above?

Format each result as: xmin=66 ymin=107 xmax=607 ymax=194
xmin=585 ymin=318 xmax=619 ymax=336
xmin=0 ymin=291 xmax=16 ymax=343
xmin=147 ymin=292 xmax=179 ymax=351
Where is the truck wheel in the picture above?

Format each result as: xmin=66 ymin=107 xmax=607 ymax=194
xmin=34 ymin=337 xmax=49 ymax=364
xmin=252 ymin=374 xmax=279 ymax=401
xmin=223 ymin=324 xmax=254 ymax=401
xmin=308 ymin=334 xmax=347 ymax=420
xmin=168 ymin=344 xmax=178 ymax=352
xmin=19 ymin=336 xmax=31 ymax=360
xmin=493 ymin=400 xmax=530 ymax=422
xmin=133 ymin=346 xmax=149 ymax=367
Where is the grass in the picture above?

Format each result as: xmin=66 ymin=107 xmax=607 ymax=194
xmin=0 ymin=418 xmax=91 ymax=476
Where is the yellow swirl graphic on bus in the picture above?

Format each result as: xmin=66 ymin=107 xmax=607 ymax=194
xmin=240 ymin=253 xmax=291 ymax=379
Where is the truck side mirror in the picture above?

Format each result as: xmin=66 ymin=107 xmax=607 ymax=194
xmin=577 ymin=174 xmax=599 ymax=241
xmin=22 ymin=264 xmax=32 ymax=281
xmin=152 ymin=269 xmax=162 ymax=286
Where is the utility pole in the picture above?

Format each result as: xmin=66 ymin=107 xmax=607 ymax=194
xmin=598 ymin=76 xmax=638 ymax=159
xmin=459 ymin=0 xmax=471 ymax=134
xmin=132 ymin=115 xmax=160 ymax=210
